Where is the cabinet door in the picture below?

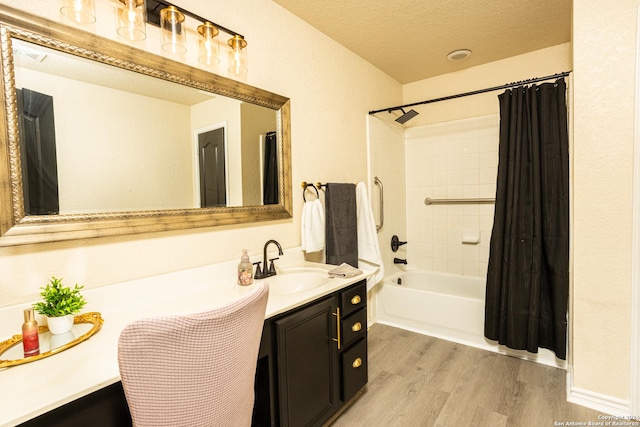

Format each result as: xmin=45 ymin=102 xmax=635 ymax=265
xmin=275 ymin=297 xmax=339 ymax=427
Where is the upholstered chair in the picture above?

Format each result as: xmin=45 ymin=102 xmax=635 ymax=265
xmin=118 ymin=283 xmax=269 ymax=427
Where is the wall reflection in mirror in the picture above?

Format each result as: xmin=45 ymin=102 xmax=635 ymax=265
xmin=13 ymin=38 xmax=278 ymax=216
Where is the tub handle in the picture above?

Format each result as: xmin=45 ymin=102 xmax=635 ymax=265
xmin=351 ymin=295 xmax=362 ymax=305
xmin=351 ymin=322 xmax=362 ymax=332
xmin=332 ymin=307 xmax=341 ymax=350
xmin=374 ymin=176 xmax=384 ymax=232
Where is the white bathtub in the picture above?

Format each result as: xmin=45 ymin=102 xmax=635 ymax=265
xmin=376 ymin=270 xmax=564 ymax=367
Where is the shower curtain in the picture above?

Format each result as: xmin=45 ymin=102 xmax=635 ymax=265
xmin=263 ymin=131 xmax=278 ymax=205
xmin=484 ymin=78 xmax=569 ymax=360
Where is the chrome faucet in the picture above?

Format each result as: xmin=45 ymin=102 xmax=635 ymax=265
xmin=254 ymin=239 xmax=283 ymax=279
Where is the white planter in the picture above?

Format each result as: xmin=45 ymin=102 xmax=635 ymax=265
xmin=47 ymin=314 xmax=74 ymax=335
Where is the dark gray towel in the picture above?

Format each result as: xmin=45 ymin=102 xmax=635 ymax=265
xmin=325 ymin=183 xmax=358 ymax=267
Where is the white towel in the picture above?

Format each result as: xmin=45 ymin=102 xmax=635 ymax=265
xmin=301 ymin=199 xmax=325 ymax=252
xmin=356 ymin=182 xmax=384 ymax=287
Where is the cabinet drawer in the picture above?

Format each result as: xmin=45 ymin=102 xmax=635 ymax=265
xmin=341 ymin=308 xmax=366 ymax=347
xmin=341 ymin=339 xmax=368 ymax=402
xmin=340 ymin=281 xmax=366 ymax=317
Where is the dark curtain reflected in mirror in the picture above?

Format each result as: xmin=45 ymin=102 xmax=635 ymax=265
xmin=263 ymin=131 xmax=278 ymax=205
xmin=17 ymin=88 xmax=60 ymax=215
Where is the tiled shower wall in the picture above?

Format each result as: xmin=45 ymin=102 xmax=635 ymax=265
xmin=405 ymin=115 xmax=499 ymax=278
xmin=367 ymin=116 xmax=407 ymax=277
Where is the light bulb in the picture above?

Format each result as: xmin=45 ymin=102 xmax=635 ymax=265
xmin=227 ymin=35 xmax=248 ymax=75
xmin=161 ymin=6 xmax=187 ymax=54
xmin=60 ymin=0 xmax=96 ymax=24
xmin=198 ymin=22 xmax=220 ymax=66
xmin=117 ymin=0 xmax=146 ymax=41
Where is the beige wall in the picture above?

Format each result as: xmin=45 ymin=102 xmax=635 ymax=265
xmin=0 ymin=0 xmax=401 ymax=306
xmin=572 ymin=0 xmax=638 ymax=401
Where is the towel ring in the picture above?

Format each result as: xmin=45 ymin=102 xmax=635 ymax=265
xmin=302 ymin=183 xmax=319 ymax=202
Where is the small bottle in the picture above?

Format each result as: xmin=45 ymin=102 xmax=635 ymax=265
xmin=22 ymin=308 xmax=40 ymax=357
xmin=237 ymin=249 xmax=254 ymax=286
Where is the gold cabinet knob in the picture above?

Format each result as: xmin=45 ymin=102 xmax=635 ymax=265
xmin=352 ymin=357 xmax=362 ymax=368
xmin=350 ymin=295 xmax=361 ymax=305
xmin=351 ymin=322 xmax=362 ymax=332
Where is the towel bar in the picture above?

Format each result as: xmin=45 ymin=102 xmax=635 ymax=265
xmin=301 ymin=182 xmax=319 ymax=202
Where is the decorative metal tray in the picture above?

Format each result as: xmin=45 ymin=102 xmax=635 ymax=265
xmin=0 ymin=312 xmax=103 ymax=368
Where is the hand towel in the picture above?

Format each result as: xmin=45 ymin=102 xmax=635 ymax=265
xmin=301 ymin=199 xmax=325 ymax=252
xmin=328 ymin=263 xmax=363 ymax=278
xmin=356 ymin=182 xmax=384 ymax=287
xmin=325 ymin=183 xmax=358 ymax=267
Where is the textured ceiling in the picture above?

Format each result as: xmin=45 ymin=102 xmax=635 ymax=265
xmin=272 ymin=0 xmax=571 ymax=84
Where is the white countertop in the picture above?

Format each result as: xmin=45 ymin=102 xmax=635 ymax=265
xmin=0 ymin=249 xmax=374 ymax=427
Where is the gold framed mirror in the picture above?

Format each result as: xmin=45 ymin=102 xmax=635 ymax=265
xmin=0 ymin=5 xmax=292 ymax=247
xmin=0 ymin=312 xmax=104 ymax=369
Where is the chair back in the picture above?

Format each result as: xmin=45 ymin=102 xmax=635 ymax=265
xmin=118 ymin=283 xmax=269 ymax=427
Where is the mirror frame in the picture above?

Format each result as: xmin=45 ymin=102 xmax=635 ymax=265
xmin=0 ymin=5 xmax=292 ymax=247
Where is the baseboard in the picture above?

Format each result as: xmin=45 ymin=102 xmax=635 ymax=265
xmin=566 ymin=367 xmax=631 ymax=415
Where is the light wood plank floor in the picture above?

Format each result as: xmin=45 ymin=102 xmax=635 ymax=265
xmin=331 ymin=324 xmax=603 ymax=427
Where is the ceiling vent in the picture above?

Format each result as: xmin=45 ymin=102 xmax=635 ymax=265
xmin=13 ymin=44 xmax=47 ymax=62
xmin=446 ymin=49 xmax=472 ymax=61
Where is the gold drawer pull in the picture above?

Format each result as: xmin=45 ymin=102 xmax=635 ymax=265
xmin=350 ymin=295 xmax=361 ymax=305
xmin=351 ymin=322 xmax=362 ymax=332
xmin=332 ymin=307 xmax=341 ymax=350
xmin=352 ymin=357 xmax=362 ymax=368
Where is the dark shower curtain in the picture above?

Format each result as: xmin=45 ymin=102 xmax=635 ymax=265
xmin=263 ymin=131 xmax=278 ymax=205
xmin=484 ymin=78 xmax=569 ymax=360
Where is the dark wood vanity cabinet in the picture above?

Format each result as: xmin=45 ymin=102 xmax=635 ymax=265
xmin=275 ymin=296 xmax=339 ymax=427
xmin=253 ymin=279 xmax=368 ymax=427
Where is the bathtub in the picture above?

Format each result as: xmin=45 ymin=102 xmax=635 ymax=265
xmin=375 ymin=270 xmax=564 ymax=367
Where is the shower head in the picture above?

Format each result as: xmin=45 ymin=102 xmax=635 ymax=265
xmin=393 ymin=108 xmax=419 ymax=124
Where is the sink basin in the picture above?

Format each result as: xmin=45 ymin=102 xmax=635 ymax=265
xmin=263 ymin=268 xmax=330 ymax=295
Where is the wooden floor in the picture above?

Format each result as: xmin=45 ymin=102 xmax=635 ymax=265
xmin=331 ymin=324 xmax=603 ymax=427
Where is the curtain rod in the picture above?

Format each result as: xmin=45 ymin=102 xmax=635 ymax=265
xmin=368 ymin=71 xmax=572 ymax=116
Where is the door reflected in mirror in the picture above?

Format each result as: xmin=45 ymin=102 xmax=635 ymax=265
xmin=13 ymin=38 xmax=279 ymax=215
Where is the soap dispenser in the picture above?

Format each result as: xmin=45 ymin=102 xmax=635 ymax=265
xmin=237 ymin=249 xmax=254 ymax=286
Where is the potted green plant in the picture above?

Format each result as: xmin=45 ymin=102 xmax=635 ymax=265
xmin=33 ymin=277 xmax=87 ymax=335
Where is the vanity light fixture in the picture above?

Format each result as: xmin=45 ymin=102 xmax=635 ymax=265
xmin=197 ymin=21 xmax=220 ymax=66
xmin=143 ymin=0 xmax=248 ymax=73
xmin=160 ymin=5 xmax=186 ymax=54
xmin=60 ymin=0 xmax=96 ymax=24
xmin=117 ymin=0 xmax=147 ymax=41
xmin=228 ymin=35 xmax=248 ymax=75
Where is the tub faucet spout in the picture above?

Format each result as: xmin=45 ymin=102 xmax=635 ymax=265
xmin=393 ymin=258 xmax=407 ymax=265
